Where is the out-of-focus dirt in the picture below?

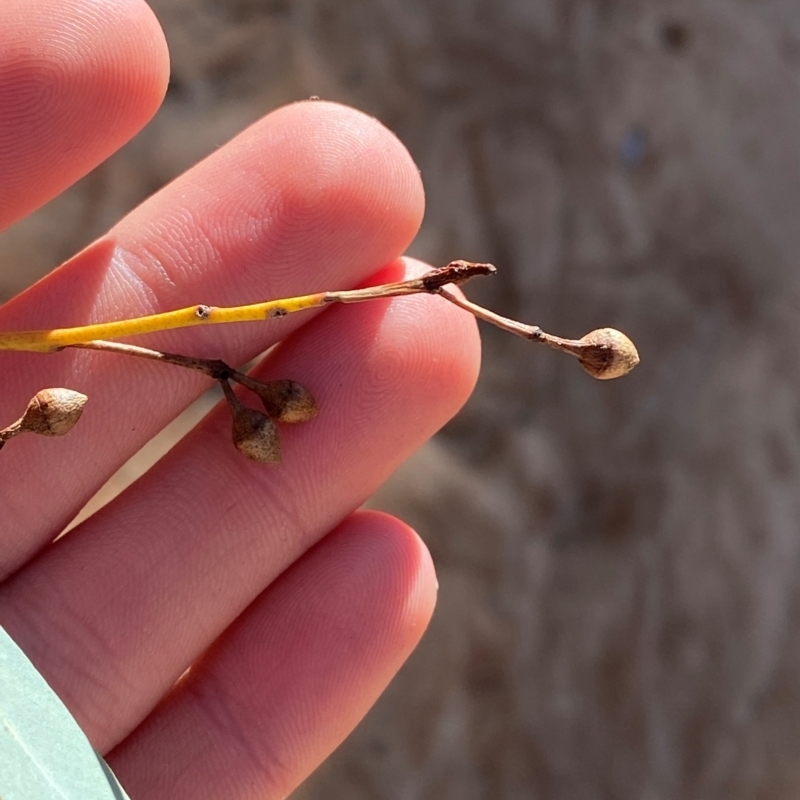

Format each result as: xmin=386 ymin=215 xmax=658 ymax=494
xmin=4 ymin=1 xmax=800 ymax=797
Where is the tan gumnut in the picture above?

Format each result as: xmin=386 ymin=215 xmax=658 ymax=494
xmin=20 ymin=388 xmax=88 ymax=435
xmin=0 ymin=388 xmax=88 ymax=450
xmin=232 ymin=406 xmax=281 ymax=463
xmin=221 ymin=380 xmax=281 ymax=463
xmin=250 ymin=379 xmax=318 ymax=423
xmin=575 ymin=328 xmax=640 ymax=380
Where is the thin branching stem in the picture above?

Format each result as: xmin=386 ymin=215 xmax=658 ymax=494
xmin=0 ymin=259 xmax=640 ymax=459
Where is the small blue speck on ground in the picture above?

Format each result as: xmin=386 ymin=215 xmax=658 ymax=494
xmin=620 ymin=127 xmax=648 ymax=167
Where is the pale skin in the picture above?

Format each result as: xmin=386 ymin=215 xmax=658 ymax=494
xmin=0 ymin=1 xmax=482 ymax=798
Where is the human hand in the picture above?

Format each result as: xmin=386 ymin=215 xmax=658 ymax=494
xmin=0 ymin=1 xmax=480 ymax=798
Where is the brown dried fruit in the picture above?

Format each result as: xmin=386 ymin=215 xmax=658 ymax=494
xmin=251 ymin=379 xmax=318 ymax=423
xmin=231 ymin=405 xmax=281 ymax=463
xmin=20 ymin=388 xmax=88 ymax=436
xmin=576 ymin=328 xmax=640 ymax=380
xmin=221 ymin=379 xmax=282 ymax=463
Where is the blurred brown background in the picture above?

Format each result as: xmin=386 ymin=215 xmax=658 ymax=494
xmin=4 ymin=1 xmax=800 ymax=797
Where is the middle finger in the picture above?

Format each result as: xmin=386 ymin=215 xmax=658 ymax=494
xmin=0 ymin=257 xmax=481 ymax=753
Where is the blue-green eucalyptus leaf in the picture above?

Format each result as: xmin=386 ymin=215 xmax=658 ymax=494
xmin=0 ymin=626 xmax=130 ymax=800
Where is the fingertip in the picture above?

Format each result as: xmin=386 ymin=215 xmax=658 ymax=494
xmin=372 ymin=257 xmax=483 ymax=425
xmin=105 ymin=510 xmax=439 ymax=799
xmin=345 ymin=510 xmax=438 ymax=650
xmin=0 ymin=0 xmax=170 ymax=227
xmin=232 ymin=100 xmax=426 ymax=269
xmin=240 ymin=256 xmax=483 ymax=493
xmin=278 ymin=100 xmax=425 ymax=234
xmin=123 ymin=0 xmax=172 ymax=116
xmin=113 ymin=99 xmax=426 ymax=301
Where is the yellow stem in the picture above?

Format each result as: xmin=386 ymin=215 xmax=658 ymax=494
xmin=0 ymin=262 xmax=494 ymax=353
xmin=0 ymin=292 xmax=328 ymax=353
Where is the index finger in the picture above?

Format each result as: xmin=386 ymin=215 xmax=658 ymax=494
xmin=0 ymin=100 xmax=425 ymax=577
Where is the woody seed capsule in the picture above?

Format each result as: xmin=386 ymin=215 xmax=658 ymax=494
xmin=576 ymin=328 xmax=640 ymax=380
xmin=252 ymin=379 xmax=318 ymax=423
xmin=20 ymin=388 xmax=88 ymax=436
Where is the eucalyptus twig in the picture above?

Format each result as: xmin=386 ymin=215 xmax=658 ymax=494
xmin=71 ymin=336 xmax=319 ymax=413
xmin=68 ymin=339 xmax=318 ymax=463
xmin=0 ymin=260 xmax=495 ymax=353
xmin=0 ymin=261 xmax=640 ymax=461
xmin=69 ymin=339 xmax=231 ymax=379
xmin=436 ymin=288 xmax=640 ymax=380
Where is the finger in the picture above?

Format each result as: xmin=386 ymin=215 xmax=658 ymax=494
xmin=0 ymin=258 xmax=480 ymax=752
xmin=107 ymin=511 xmax=436 ymax=800
xmin=0 ymin=100 xmax=424 ymax=577
xmin=0 ymin=0 xmax=169 ymax=229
